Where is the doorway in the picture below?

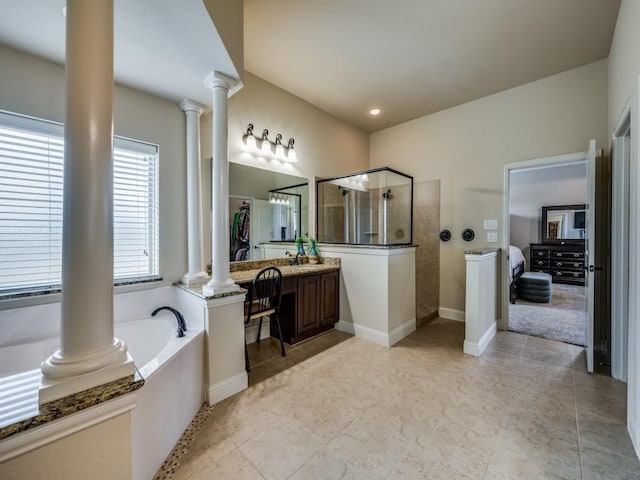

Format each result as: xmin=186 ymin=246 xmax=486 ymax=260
xmin=506 ymin=161 xmax=588 ymax=347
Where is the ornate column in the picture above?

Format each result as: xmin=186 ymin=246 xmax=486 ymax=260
xmin=40 ymin=0 xmax=133 ymax=404
xmin=179 ymin=99 xmax=209 ymax=286
xmin=203 ymin=72 xmax=240 ymax=296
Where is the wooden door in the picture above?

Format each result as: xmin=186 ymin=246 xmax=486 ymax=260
xmin=297 ymin=275 xmax=320 ymax=338
xmin=320 ymin=270 xmax=339 ymax=328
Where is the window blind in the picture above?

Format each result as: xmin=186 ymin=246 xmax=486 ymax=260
xmin=0 ymin=111 xmax=159 ymax=293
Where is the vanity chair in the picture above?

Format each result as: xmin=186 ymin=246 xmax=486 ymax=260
xmin=244 ymin=266 xmax=286 ymax=372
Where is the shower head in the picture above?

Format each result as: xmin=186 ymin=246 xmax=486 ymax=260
xmin=382 ymin=189 xmax=392 ymax=200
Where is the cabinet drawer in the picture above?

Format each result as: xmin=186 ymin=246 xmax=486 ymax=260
xmin=553 ymin=270 xmax=585 ymax=280
xmin=531 ymin=249 xmax=550 ymax=259
xmin=532 ymin=259 xmax=550 ymax=268
xmin=553 ymin=260 xmax=584 ymax=269
xmin=554 ymin=251 xmax=584 ymax=259
xmin=531 ymin=268 xmax=550 ymax=274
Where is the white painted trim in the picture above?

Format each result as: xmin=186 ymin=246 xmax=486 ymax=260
xmin=388 ymin=318 xmax=416 ymax=346
xmin=263 ymin=242 xmax=416 ymax=257
xmin=352 ymin=323 xmax=389 ymax=347
xmin=207 ymin=371 xmax=247 ymax=405
xmin=439 ymin=307 xmax=465 ymax=322
xmin=335 ymin=320 xmax=355 ymax=335
xmin=335 ymin=320 xmax=390 ymax=347
xmin=629 ymin=412 xmax=638 ymax=459
xmin=463 ymin=320 xmax=497 ymax=357
xmin=0 ymin=393 xmax=136 ymax=463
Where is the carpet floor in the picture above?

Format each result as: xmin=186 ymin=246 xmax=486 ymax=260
xmin=509 ymin=283 xmax=587 ymax=346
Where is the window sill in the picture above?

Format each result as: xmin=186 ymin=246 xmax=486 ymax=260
xmin=0 ymin=277 xmax=163 ymax=305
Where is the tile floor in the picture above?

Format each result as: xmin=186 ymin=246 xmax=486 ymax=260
xmin=164 ymin=319 xmax=639 ymax=480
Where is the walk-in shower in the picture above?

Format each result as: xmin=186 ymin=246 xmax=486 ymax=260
xmin=316 ymin=167 xmax=413 ymax=245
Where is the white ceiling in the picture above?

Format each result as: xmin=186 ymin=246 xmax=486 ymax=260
xmin=244 ymin=0 xmax=621 ymax=132
xmin=0 ymin=0 xmax=238 ymax=108
xmin=0 ymin=1 xmax=621 ymax=134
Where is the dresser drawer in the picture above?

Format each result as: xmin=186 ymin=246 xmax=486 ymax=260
xmin=531 ymin=249 xmax=550 ymax=259
xmin=553 ymin=269 xmax=585 ymax=280
xmin=532 ymin=259 xmax=550 ymax=268
xmin=553 ymin=260 xmax=584 ymax=269
xmin=553 ymin=251 xmax=584 ymax=260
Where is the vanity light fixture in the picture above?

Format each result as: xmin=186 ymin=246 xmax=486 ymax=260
xmin=287 ymin=138 xmax=297 ymax=162
xmin=274 ymin=134 xmax=286 ymax=160
xmin=242 ymin=124 xmax=258 ymax=152
xmin=241 ymin=123 xmax=298 ymax=162
xmin=260 ymin=129 xmax=273 ymax=156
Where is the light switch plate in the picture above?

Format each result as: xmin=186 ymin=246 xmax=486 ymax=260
xmin=484 ymin=219 xmax=498 ymax=230
xmin=487 ymin=232 xmax=498 ymax=243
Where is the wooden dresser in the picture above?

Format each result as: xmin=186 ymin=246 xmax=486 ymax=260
xmin=529 ymin=243 xmax=586 ymax=285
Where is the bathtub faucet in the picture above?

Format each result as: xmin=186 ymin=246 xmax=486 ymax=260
xmin=151 ymin=306 xmax=187 ymax=338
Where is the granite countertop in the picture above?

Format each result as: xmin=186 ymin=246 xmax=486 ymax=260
xmin=231 ymin=263 xmax=340 ymax=285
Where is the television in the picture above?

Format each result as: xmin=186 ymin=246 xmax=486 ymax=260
xmin=574 ymin=211 xmax=585 ymax=229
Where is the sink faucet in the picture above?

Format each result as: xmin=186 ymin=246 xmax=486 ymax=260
xmin=285 ymin=251 xmax=296 ymax=265
xmin=151 ymin=306 xmax=187 ymax=337
xmin=294 ymin=253 xmax=302 ymax=266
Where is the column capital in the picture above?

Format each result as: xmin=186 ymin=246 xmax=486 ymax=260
xmin=204 ymin=71 xmax=243 ymax=97
xmin=179 ymin=98 xmax=208 ymax=115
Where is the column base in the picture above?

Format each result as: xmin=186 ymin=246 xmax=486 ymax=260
xmin=181 ymin=271 xmax=209 ymax=286
xmin=39 ymin=339 xmax=135 ymax=405
xmin=202 ymin=278 xmax=241 ymax=297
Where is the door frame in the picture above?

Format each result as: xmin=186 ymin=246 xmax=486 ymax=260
xmin=611 ymin=98 xmax=632 ymax=381
xmin=500 ymin=151 xmax=587 ymax=331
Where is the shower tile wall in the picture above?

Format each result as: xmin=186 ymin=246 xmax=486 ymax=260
xmin=414 ymin=180 xmax=440 ymax=322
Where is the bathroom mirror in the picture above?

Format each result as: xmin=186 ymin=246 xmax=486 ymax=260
xmin=541 ymin=204 xmax=586 ymax=244
xmin=228 ymin=163 xmax=308 ymax=260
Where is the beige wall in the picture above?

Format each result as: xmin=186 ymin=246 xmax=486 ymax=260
xmin=0 ymin=45 xmax=188 ymax=287
xmin=201 ymin=72 xmax=370 ymax=258
xmin=370 ymin=60 xmax=608 ymax=314
xmin=0 ymin=413 xmax=132 ymax=480
xmin=608 ymin=0 xmax=640 ymax=135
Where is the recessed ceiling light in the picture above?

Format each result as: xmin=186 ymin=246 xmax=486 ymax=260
xmin=368 ymin=107 xmax=382 ymax=117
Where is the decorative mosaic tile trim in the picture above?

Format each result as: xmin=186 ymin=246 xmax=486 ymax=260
xmin=0 ymin=373 xmax=144 ymax=441
xmin=153 ymin=403 xmax=215 ymax=480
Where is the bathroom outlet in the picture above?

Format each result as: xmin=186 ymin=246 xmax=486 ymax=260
xmin=484 ymin=219 xmax=498 ymax=230
xmin=487 ymin=232 xmax=498 ymax=243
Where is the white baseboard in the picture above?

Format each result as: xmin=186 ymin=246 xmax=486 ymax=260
xmin=335 ymin=320 xmax=389 ymax=347
xmin=207 ymin=372 xmax=247 ymax=405
xmin=629 ymin=413 xmax=640 ymax=460
xmin=439 ymin=307 xmax=465 ymax=322
xmin=389 ymin=319 xmax=416 ymax=346
xmin=335 ymin=320 xmax=355 ymax=335
xmin=463 ymin=321 xmax=497 ymax=357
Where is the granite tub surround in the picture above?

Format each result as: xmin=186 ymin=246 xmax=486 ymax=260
xmin=0 ymin=370 xmax=143 ymax=441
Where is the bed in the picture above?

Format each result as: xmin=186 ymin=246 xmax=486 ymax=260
xmin=509 ymin=245 xmax=526 ymax=304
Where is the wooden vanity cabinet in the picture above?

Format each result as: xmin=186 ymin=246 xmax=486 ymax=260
xmin=270 ymin=269 xmax=339 ymax=344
